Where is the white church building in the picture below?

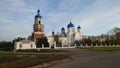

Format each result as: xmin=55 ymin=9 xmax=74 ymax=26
xmin=14 ymin=9 xmax=82 ymax=50
xmin=47 ymin=21 xmax=82 ymax=48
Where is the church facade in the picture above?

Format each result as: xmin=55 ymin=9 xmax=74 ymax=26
xmin=47 ymin=21 xmax=83 ymax=48
xmin=14 ymin=9 xmax=83 ymax=50
xmin=32 ymin=9 xmax=83 ymax=48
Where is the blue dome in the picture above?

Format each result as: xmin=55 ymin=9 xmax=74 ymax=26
xmin=52 ymin=31 xmax=55 ymax=33
xmin=61 ymin=27 xmax=65 ymax=30
xmin=52 ymin=31 xmax=55 ymax=36
xmin=35 ymin=9 xmax=43 ymax=18
xmin=67 ymin=21 xmax=74 ymax=28
xmin=77 ymin=26 xmax=81 ymax=29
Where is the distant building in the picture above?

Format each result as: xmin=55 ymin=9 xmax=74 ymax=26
xmin=15 ymin=10 xmax=48 ymax=50
xmin=75 ymin=26 xmax=82 ymax=41
xmin=15 ymin=9 xmax=83 ymax=49
xmin=14 ymin=40 xmax=36 ymax=50
xmin=47 ymin=21 xmax=83 ymax=48
xmin=32 ymin=9 xmax=45 ymax=42
xmin=81 ymin=27 xmax=120 ymax=45
xmin=14 ymin=9 xmax=120 ymax=49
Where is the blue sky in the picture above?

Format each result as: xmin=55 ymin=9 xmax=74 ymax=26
xmin=0 ymin=0 xmax=120 ymax=41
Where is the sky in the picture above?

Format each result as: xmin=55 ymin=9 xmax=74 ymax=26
xmin=0 ymin=0 xmax=120 ymax=41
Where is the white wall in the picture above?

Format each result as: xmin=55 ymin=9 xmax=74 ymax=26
xmin=75 ymin=32 xmax=82 ymax=41
xmin=15 ymin=42 xmax=36 ymax=50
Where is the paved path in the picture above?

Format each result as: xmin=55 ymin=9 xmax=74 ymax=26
xmin=49 ymin=48 xmax=120 ymax=68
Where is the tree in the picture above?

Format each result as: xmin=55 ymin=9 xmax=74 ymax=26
xmin=36 ymin=37 xmax=49 ymax=48
xmin=0 ymin=41 xmax=12 ymax=51
xmin=94 ymin=40 xmax=101 ymax=45
xmin=12 ymin=37 xmax=26 ymax=44
xmin=116 ymin=32 xmax=120 ymax=44
xmin=83 ymin=38 xmax=92 ymax=46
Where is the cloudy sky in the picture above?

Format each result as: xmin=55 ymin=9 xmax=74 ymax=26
xmin=0 ymin=0 xmax=120 ymax=41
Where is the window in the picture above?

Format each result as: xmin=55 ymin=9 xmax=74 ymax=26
xmin=39 ymin=21 xmax=41 ymax=24
xmin=30 ymin=44 xmax=33 ymax=48
xmin=19 ymin=44 xmax=22 ymax=48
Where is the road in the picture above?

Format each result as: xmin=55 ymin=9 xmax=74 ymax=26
xmin=48 ymin=48 xmax=120 ymax=68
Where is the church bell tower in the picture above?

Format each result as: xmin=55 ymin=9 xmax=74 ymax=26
xmin=32 ymin=9 xmax=45 ymax=41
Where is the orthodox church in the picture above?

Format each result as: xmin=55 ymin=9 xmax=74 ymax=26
xmin=32 ymin=9 xmax=45 ymax=41
xmin=14 ymin=9 xmax=82 ymax=50
xmin=31 ymin=9 xmax=82 ymax=48
xmin=47 ymin=21 xmax=82 ymax=48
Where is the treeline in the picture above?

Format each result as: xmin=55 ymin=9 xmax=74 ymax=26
xmin=0 ymin=37 xmax=24 ymax=51
xmin=0 ymin=41 xmax=13 ymax=51
xmin=75 ymin=39 xmax=119 ymax=46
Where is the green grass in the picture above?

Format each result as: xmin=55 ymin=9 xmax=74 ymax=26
xmin=77 ymin=47 xmax=120 ymax=51
xmin=0 ymin=52 xmax=69 ymax=68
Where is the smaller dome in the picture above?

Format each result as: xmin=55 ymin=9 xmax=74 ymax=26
xmin=67 ymin=21 xmax=74 ymax=28
xmin=61 ymin=27 xmax=65 ymax=30
xmin=77 ymin=26 xmax=81 ymax=29
xmin=52 ymin=31 xmax=55 ymax=36
xmin=37 ymin=9 xmax=40 ymax=12
xmin=35 ymin=9 xmax=43 ymax=18
xmin=52 ymin=31 xmax=55 ymax=33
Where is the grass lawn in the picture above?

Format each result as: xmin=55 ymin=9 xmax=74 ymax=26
xmin=77 ymin=47 xmax=120 ymax=51
xmin=0 ymin=52 xmax=69 ymax=68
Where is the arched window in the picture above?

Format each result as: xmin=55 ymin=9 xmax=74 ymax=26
xmin=30 ymin=44 xmax=33 ymax=48
xmin=39 ymin=21 xmax=41 ymax=24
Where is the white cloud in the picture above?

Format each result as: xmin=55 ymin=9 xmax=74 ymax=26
xmin=42 ymin=0 xmax=120 ymax=36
